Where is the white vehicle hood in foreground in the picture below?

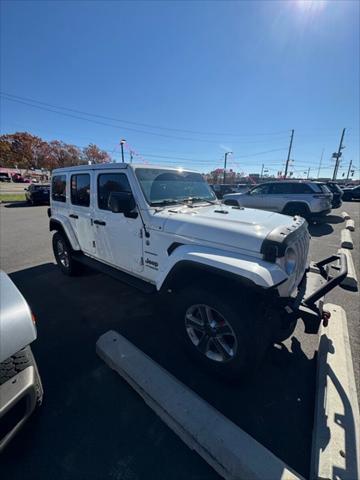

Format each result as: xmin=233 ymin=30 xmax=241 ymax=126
xmin=0 ymin=271 xmax=37 ymax=363
xmin=156 ymin=205 xmax=300 ymax=254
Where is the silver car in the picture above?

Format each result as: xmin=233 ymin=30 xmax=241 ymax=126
xmin=223 ymin=181 xmax=332 ymax=220
xmin=0 ymin=271 xmax=43 ymax=452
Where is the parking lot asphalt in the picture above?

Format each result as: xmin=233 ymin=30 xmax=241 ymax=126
xmin=0 ymin=200 xmax=359 ymax=479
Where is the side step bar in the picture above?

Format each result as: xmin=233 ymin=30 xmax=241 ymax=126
xmin=72 ymin=253 xmax=156 ymax=294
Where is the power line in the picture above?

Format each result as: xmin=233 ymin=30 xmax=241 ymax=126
xmin=0 ymin=92 xmax=289 ymax=139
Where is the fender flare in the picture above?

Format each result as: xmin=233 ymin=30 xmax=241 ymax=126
xmin=157 ymin=244 xmax=287 ymax=292
xmin=49 ymin=216 xmax=81 ymax=251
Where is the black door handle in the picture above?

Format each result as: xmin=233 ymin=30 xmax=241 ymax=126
xmin=69 ymin=214 xmax=78 ymax=219
xmin=93 ymin=220 xmax=106 ymax=226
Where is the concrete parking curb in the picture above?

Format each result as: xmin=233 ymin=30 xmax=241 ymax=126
xmin=340 ymin=229 xmax=353 ymax=249
xmin=97 ymin=331 xmax=304 ymax=480
xmin=311 ymin=304 xmax=360 ymax=480
xmin=345 ymin=219 xmax=355 ymax=232
xmin=337 ymin=249 xmax=358 ymax=291
xmin=341 ymin=212 xmax=351 ymax=220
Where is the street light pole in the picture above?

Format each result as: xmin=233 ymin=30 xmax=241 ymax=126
xmin=223 ymin=151 xmax=232 ymax=184
xmin=284 ymin=129 xmax=294 ymax=179
xmin=346 ymin=160 xmax=353 ymax=181
xmin=317 ymin=149 xmax=324 ymax=179
xmin=332 ymin=128 xmax=346 ymax=180
xmin=120 ymin=139 xmax=126 ymax=163
xmin=260 ymin=163 xmax=264 ymax=179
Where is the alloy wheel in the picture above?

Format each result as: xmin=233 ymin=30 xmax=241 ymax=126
xmin=56 ymin=239 xmax=70 ymax=269
xmin=184 ymin=304 xmax=238 ymax=362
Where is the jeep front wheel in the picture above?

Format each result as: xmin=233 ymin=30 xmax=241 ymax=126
xmin=175 ymin=286 xmax=271 ymax=380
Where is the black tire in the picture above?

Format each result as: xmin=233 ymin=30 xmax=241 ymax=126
xmin=283 ymin=203 xmax=310 ymax=219
xmin=0 ymin=347 xmax=42 ymax=404
xmin=52 ymin=231 xmax=79 ymax=276
xmin=174 ymin=285 xmax=272 ymax=380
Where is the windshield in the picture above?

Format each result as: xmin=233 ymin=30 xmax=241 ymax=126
xmin=135 ymin=168 xmax=216 ymax=206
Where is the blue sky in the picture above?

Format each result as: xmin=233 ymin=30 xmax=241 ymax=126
xmin=0 ymin=0 xmax=359 ymax=179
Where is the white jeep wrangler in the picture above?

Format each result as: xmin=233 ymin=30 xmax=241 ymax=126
xmin=48 ymin=164 xmax=347 ymax=378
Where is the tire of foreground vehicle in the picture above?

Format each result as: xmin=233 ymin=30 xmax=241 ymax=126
xmin=52 ymin=231 xmax=79 ymax=276
xmin=174 ymin=286 xmax=272 ymax=380
xmin=0 ymin=346 xmax=42 ymax=404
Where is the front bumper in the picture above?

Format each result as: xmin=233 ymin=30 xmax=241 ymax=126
xmin=0 ymin=366 xmax=43 ymax=452
xmin=282 ymin=253 xmax=348 ymax=334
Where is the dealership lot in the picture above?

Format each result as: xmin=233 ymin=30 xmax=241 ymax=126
xmin=0 ymin=200 xmax=359 ymax=479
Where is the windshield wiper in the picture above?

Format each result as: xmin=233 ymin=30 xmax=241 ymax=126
xmin=150 ymin=199 xmax=179 ymax=207
xmin=183 ymin=197 xmax=217 ymax=205
xmin=150 ymin=197 xmax=217 ymax=209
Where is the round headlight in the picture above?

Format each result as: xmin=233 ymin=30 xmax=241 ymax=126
xmin=284 ymin=247 xmax=297 ymax=275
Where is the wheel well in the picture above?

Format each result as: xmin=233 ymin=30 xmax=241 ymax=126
xmin=282 ymin=202 xmax=310 ymax=215
xmin=49 ymin=220 xmax=71 ymax=245
xmin=160 ymin=261 xmax=261 ymax=294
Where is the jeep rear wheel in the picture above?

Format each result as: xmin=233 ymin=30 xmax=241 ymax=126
xmin=175 ymin=286 xmax=272 ymax=380
xmin=52 ymin=232 xmax=79 ymax=276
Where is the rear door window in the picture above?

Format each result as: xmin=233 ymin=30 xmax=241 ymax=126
xmin=97 ymin=173 xmax=131 ymax=210
xmin=52 ymin=175 xmax=67 ymax=202
xmin=291 ymin=183 xmax=313 ymax=194
xmin=269 ymin=183 xmax=293 ymax=194
xmin=71 ymin=174 xmax=91 ymax=207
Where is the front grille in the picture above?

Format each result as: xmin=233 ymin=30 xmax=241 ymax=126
xmin=291 ymin=228 xmax=310 ymax=288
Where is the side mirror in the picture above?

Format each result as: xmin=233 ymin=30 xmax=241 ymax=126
xmin=108 ymin=191 xmax=137 ymax=217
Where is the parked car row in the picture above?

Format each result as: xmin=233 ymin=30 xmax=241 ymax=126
xmin=341 ymin=184 xmax=360 ymax=201
xmin=223 ymin=180 xmax=333 ymax=220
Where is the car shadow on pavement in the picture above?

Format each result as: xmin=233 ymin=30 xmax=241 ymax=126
xmin=323 ymin=215 xmax=344 ymax=225
xmin=2 ymin=263 xmax=317 ymax=480
xmin=3 ymin=201 xmax=29 ymax=208
xmin=308 ymin=222 xmax=334 ymax=237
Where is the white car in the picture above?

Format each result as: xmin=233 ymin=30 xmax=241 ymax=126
xmin=48 ymin=164 xmax=347 ymax=378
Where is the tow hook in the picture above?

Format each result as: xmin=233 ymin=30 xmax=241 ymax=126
xmin=322 ymin=310 xmax=331 ymax=327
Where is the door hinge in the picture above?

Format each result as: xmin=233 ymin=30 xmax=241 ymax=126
xmin=140 ymin=257 xmax=144 ymax=265
xmin=139 ymin=229 xmax=143 ymax=238
xmin=92 ymin=241 xmax=96 ymax=248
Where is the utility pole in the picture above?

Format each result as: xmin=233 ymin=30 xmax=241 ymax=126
xmin=120 ymin=139 xmax=126 ymax=163
xmin=284 ymin=129 xmax=294 ymax=179
xmin=346 ymin=160 xmax=353 ymax=181
xmin=307 ymin=167 xmax=310 ymax=179
xmin=130 ymin=150 xmax=134 ymax=164
xmin=332 ymin=128 xmax=346 ymax=180
xmin=260 ymin=164 xmax=264 ymax=179
xmin=223 ymin=151 xmax=232 ymax=184
xmin=317 ymin=149 xmax=324 ymax=179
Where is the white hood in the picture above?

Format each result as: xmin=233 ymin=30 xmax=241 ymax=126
xmin=152 ymin=205 xmax=300 ymax=254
